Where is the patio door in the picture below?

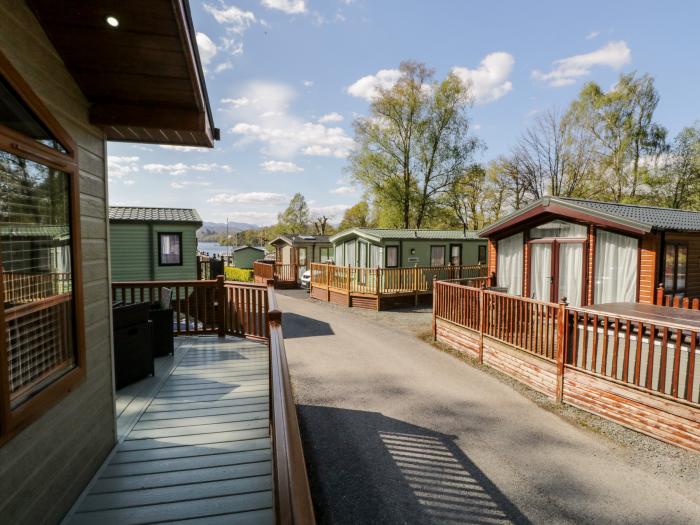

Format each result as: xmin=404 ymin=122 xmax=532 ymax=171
xmin=530 ymin=241 xmax=584 ymax=306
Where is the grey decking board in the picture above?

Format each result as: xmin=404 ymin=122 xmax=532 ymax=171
xmin=68 ymin=336 xmax=274 ymax=525
xmin=165 ymin=508 xmax=274 ymax=525
xmin=133 ymin=409 xmax=269 ymax=430
xmin=81 ymin=476 xmax=273 ymax=511
xmin=92 ymin=462 xmax=273 ymax=493
xmin=139 ymin=403 xmax=269 ymax=421
xmin=70 ymin=491 xmax=273 ymax=525
xmin=111 ymin=436 xmax=271 ymax=464
xmin=104 ymin=449 xmax=272 ymax=478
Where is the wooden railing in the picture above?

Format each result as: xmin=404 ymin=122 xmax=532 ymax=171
xmin=655 ymin=283 xmax=700 ymax=310
xmin=111 ymin=278 xmax=268 ymax=339
xmin=254 ymin=260 xmax=275 ymax=281
xmin=433 ymin=281 xmax=699 ymax=406
xmin=275 ymin=263 xmax=298 ymax=283
xmin=267 ymin=285 xmax=316 ymax=524
xmin=311 ymin=262 xmax=487 ymax=297
xmin=254 ymin=261 xmax=299 ymax=286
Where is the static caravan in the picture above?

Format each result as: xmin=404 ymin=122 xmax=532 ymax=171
xmin=109 ymin=207 xmax=202 ymax=281
xmin=330 ymin=228 xmax=487 ymax=268
xmin=480 ymin=196 xmax=700 ymax=307
xmin=232 ymin=245 xmax=265 ymax=269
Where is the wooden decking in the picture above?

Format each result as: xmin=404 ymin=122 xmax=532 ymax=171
xmin=66 ymin=336 xmax=274 ymax=525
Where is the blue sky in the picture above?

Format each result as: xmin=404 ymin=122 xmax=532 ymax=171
xmin=108 ymin=0 xmax=700 ymax=226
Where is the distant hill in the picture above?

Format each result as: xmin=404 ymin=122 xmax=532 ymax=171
xmin=197 ymin=221 xmax=259 ymax=241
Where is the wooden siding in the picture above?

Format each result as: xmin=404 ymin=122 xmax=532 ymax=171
xmin=109 ymin=223 xmax=198 ymax=281
xmin=639 ymin=233 xmax=660 ymax=304
xmin=665 ymin=232 xmax=700 ymax=299
xmin=0 ymin=2 xmax=115 ymax=524
xmin=487 ymin=238 xmax=497 ymax=277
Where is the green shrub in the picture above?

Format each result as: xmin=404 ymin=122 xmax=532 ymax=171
xmin=225 ymin=267 xmax=254 ymax=282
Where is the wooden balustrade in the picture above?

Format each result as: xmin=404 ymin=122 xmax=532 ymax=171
xmin=253 ymin=260 xmax=298 ymax=287
xmin=267 ymin=284 xmax=316 ymax=524
xmin=275 ymin=263 xmax=298 ymax=283
xmin=655 ymin=283 xmax=700 ymax=310
xmin=111 ymin=279 xmax=269 ymax=339
xmin=433 ymin=281 xmax=699 ymax=406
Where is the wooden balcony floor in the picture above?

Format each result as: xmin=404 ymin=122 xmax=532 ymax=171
xmin=66 ymin=336 xmax=274 ymax=525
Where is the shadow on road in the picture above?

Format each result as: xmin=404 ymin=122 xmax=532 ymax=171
xmin=298 ymin=405 xmax=531 ymax=525
xmin=282 ymin=312 xmax=335 ymax=338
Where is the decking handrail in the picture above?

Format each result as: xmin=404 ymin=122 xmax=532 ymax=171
xmin=266 ymin=284 xmax=316 ymax=525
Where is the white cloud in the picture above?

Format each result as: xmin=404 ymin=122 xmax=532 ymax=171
xmin=143 ymin=162 xmax=232 ymax=176
xmin=330 ymin=186 xmax=356 ymax=195
xmin=347 ymin=68 xmax=402 ymax=101
xmin=221 ymin=96 xmax=252 ymax=108
xmin=226 ymin=81 xmax=354 ymax=158
xmin=204 ymin=3 xmax=256 ymax=30
xmin=170 ymin=180 xmax=213 ymax=189
xmin=196 ymin=32 xmax=217 ymax=69
xmin=123 ymin=179 xmax=136 ymax=186
xmin=208 ymin=192 xmax=288 ymax=204
xmin=215 ymin=61 xmax=233 ymax=73
xmin=261 ymin=0 xmax=306 ymax=14
xmin=532 ymin=41 xmax=631 ymax=87
xmin=108 ymin=156 xmax=140 ymax=180
xmin=303 ymin=80 xmax=314 ymax=87
xmin=318 ymin=112 xmax=343 ymax=123
xmin=261 ymin=160 xmax=304 ymax=172
xmin=586 ymin=30 xmax=600 ymax=40
xmin=225 ymin=211 xmax=277 ymax=225
xmin=451 ymin=52 xmax=515 ymax=104
xmin=159 ymin=145 xmax=209 ymax=152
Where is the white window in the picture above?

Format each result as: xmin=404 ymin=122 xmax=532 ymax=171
xmin=431 ymin=246 xmax=446 ymax=266
xmin=386 ymin=246 xmax=399 ymax=267
xmin=594 ymin=230 xmax=638 ymax=304
xmin=497 ymin=233 xmax=523 ymax=295
xmin=335 ymin=244 xmax=344 ymax=265
xmin=159 ymin=233 xmax=182 ymax=266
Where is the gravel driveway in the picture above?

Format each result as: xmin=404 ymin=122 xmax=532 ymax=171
xmin=278 ymin=292 xmax=700 ymax=525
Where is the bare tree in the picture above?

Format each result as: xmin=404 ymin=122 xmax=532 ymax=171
xmin=314 ymin=215 xmax=330 ymax=235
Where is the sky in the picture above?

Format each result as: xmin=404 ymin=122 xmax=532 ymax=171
xmin=107 ymin=0 xmax=700 ymax=227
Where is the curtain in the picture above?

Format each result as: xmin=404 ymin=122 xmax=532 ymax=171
xmin=497 ymin=233 xmax=523 ymax=295
xmin=530 ymin=243 xmax=551 ymax=301
xmin=345 ymin=241 xmax=356 ymax=267
xmin=595 ymin=230 xmax=638 ymax=304
xmin=558 ymin=243 xmax=583 ymax=306
xmin=370 ymin=245 xmax=382 ymax=268
xmin=358 ymin=242 xmax=368 ymax=268
xmin=334 ymin=244 xmax=343 ymax=265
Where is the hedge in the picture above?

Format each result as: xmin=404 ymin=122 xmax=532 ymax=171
xmin=224 ymin=267 xmax=254 ymax=282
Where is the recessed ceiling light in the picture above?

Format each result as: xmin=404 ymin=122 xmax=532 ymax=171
xmin=106 ymin=16 xmax=119 ymax=28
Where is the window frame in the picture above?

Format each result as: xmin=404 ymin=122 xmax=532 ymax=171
xmin=478 ymin=245 xmax=487 ymax=264
xmin=158 ymin=232 xmax=184 ymax=266
xmin=385 ymin=246 xmax=399 ymax=268
xmin=0 ymin=50 xmax=85 ymax=443
xmin=449 ymin=244 xmax=462 ymax=266
xmin=663 ymin=242 xmax=688 ymax=294
xmin=430 ymin=245 xmax=446 ymax=267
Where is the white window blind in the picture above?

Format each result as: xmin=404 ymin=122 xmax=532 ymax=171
xmin=594 ymin=230 xmax=638 ymax=304
xmin=497 ymin=233 xmax=523 ymax=296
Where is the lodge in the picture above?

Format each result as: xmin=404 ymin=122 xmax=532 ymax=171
xmin=480 ymin=196 xmax=700 ymax=306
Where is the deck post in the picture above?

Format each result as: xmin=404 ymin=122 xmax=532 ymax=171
xmin=414 ymin=267 xmax=419 ymax=307
xmin=478 ymin=288 xmax=485 ymax=364
xmin=655 ymin=283 xmax=664 ymax=306
xmin=555 ymin=300 xmax=567 ymax=402
xmin=432 ymin=277 xmax=437 ymax=341
xmin=346 ymin=265 xmax=351 ymax=306
xmin=326 ymin=264 xmax=331 ymax=302
xmin=216 ymin=275 xmax=226 ymax=338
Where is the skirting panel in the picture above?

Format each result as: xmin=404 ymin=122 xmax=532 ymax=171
xmin=563 ymin=367 xmax=700 ymax=452
xmin=310 ymin=287 xmax=327 ymax=301
xmin=483 ymin=339 xmax=557 ymax=397
xmin=436 ymin=318 xmax=479 ymax=359
xmin=351 ymin=296 xmax=377 ymax=310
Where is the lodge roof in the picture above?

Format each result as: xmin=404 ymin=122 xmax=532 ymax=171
xmin=330 ymin=228 xmax=482 ymax=243
xmin=232 ymin=245 xmax=265 ymax=253
xmin=109 ymin=206 xmax=202 ymax=225
xmin=270 ymin=234 xmax=331 ymax=246
xmin=479 ymin=196 xmax=700 ymax=236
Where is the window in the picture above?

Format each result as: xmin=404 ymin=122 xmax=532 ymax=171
xmin=358 ymin=242 xmax=368 ymax=268
xmin=430 ymin=246 xmax=446 ymax=266
xmin=478 ymin=245 xmax=487 ymax=264
xmin=663 ymin=243 xmax=688 ymax=293
xmin=497 ymin=233 xmax=523 ymax=296
xmin=594 ymin=229 xmax=638 ymax=304
xmin=159 ymin=233 xmax=182 ymax=266
xmin=319 ymin=247 xmax=330 ymax=263
xmin=0 ymin=53 xmax=84 ymax=438
xmin=386 ymin=246 xmax=399 ymax=268
xmin=449 ymin=244 xmax=461 ymax=266
xmin=529 ymin=220 xmax=587 ymax=239
xmin=297 ymin=247 xmax=307 ymax=266
xmin=334 ymin=244 xmax=344 ymax=265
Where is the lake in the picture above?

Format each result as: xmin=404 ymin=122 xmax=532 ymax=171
xmin=197 ymin=241 xmax=232 ymax=256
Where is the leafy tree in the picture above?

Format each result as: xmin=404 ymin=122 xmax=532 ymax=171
xmin=338 ymin=201 xmax=374 ymax=230
xmin=349 ymin=61 xmax=480 ymax=228
xmin=444 ymin=164 xmax=488 ymax=232
xmin=567 ymin=72 xmax=666 ymax=202
xmin=646 ymin=124 xmax=700 ymax=209
xmin=277 ymin=193 xmax=310 ymax=234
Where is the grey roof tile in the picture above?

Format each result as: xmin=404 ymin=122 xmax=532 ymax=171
xmin=109 ymin=207 xmax=202 ymax=225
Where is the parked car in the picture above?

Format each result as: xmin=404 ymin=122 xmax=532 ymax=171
xmin=300 ymin=270 xmax=311 ymax=289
